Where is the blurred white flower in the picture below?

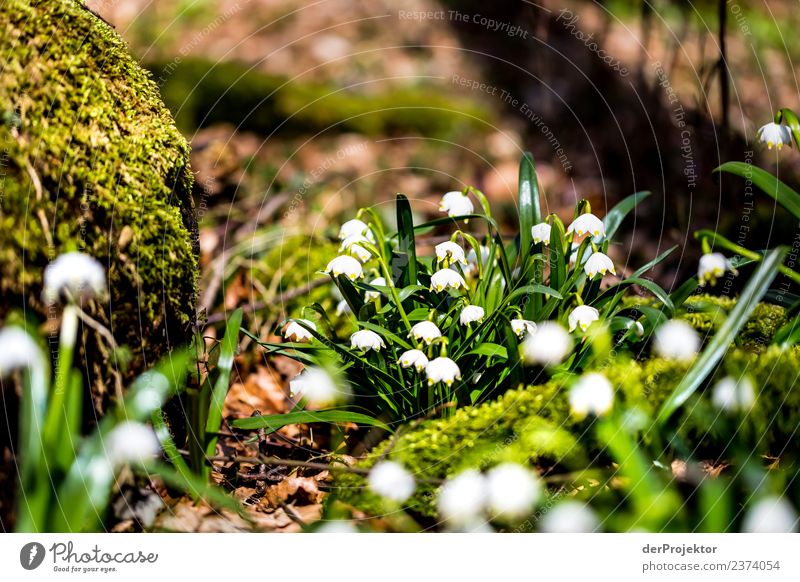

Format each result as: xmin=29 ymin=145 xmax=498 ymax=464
xmin=340 ymin=234 xmax=372 ymax=263
xmin=325 ymin=255 xmax=363 ymax=280
xmin=368 ymin=461 xmax=416 ymax=503
xmin=425 ymin=357 xmax=461 ymax=386
xmin=459 ymin=305 xmax=485 ymax=325
xmin=698 ymin=253 xmax=733 ymax=286
xmin=521 ymin=321 xmax=573 ymax=366
xmin=629 ymin=320 xmax=645 ymax=337
xmin=105 ymin=422 xmax=161 ymax=467
xmin=0 ymin=327 xmax=41 ymax=375
xmin=742 ymin=496 xmax=798 ymax=533
xmin=399 ymin=349 xmax=429 ymax=372
xmin=511 ymin=319 xmax=537 ymax=339
xmin=439 ymin=191 xmax=474 ymax=218
xmin=289 ymin=366 xmax=346 ymax=407
xmin=584 ymin=252 xmax=616 ymax=278
xmin=757 ymin=122 xmax=791 ymax=150
xmin=531 ymin=222 xmax=552 ymax=245
xmin=43 ymin=251 xmax=107 ymax=304
xmin=653 ymin=320 xmax=700 ymax=361
xmin=466 ymin=245 xmax=492 ymax=274
xmin=568 ymin=305 xmax=600 ymax=333
xmin=410 ymin=321 xmax=442 ymax=344
xmin=568 ymin=213 xmax=605 ymax=238
xmin=338 ymin=219 xmax=371 ymax=241
xmin=283 ymin=319 xmax=316 ymax=342
xmin=540 ymin=501 xmax=599 ymax=533
xmin=569 ymin=373 xmax=615 ymax=418
xmin=350 ymin=329 xmax=385 ymax=352
xmin=486 ymin=463 xmax=541 ymax=520
xmin=430 ymin=268 xmax=466 ymax=292
xmin=435 ymin=241 xmax=467 ymax=266
xmin=335 ymin=299 xmax=351 ymax=316
xmin=315 ymin=521 xmax=359 ymax=533
xmin=438 ymin=470 xmax=487 ymax=524
xmin=365 ymin=277 xmax=386 ymax=302
xmin=712 ymin=376 xmax=756 ymax=413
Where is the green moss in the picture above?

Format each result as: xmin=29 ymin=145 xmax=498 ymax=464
xmin=331 ymin=302 xmax=800 ymax=517
xmin=0 ymin=0 xmax=197 ymax=390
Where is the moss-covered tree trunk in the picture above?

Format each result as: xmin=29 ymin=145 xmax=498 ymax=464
xmin=0 ymin=0 xmax=198 ymax=407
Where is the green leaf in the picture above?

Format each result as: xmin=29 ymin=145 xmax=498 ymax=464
xmin=518 ymin=152 xmax=542 ymax=258
xmin=716 ymin=162 xmax=800 ymax=221
xmin=600 ymin=191 xmax=651 ymax=242
xmin=548 ymin=217 xmax=567 ymax=293
xmin=466 ymin=343 xmax=508 ymax=359
xmin=358 ymin=321 xmax=413 ymax=350
xmin=656 ymin=248 xmax=787 ymax=425
xmin=395 ymin=194 xmax=418 ymax=288
xmin=594 ymin=277 xmax=675 ymax=315
xmin=231 ymin=409 xmax=390 ymax=432
xmin=334 ymin=274 xmax=366 ymax=320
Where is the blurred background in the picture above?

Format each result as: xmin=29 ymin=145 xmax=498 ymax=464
xmin=87 ymin=0 xmax=800 ymax=313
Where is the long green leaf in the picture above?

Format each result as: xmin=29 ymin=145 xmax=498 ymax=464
xmin=395 ymin=194 xmax=418 ymax=288
xmin=656 ymin=248 xmax=787 ymax=424
xmin=600 ymin=191 xmax=651 ymax=242
xmin=716 ymin=162 xmax=800 ymax=221
xmin=231 ymin=409 xmax=390 ymax=432
xmin=518 ymin=152 xmax=541 ymax=259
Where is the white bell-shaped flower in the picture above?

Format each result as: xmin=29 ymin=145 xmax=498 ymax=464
xmin=569 ymin=373 xmax=615 ymax=418
xmin=486 ymin=463 xmax=541 ymax=520
xmin=568 ymin=305 xmax=600 ymax=333
xmin=511 ymin=319 xmax=537 ymax=339
xmin=365 ymin=277 xmax=386 ymax=301
xmin=283 ymin=319 xmax=316 ymax=342
xmin=742 ymin=496 xmax=798 ymax=533
xmin=340 ymin=234 xmax=373 ymax=263
xmin=698 ymin=253 xmax=733 ymax=286
xmin=350 ymin=329 xmax=385 ymax=352
xmin=540 ymin=501 xmax=599 ymax=533
xmin=439 ymin=191 xmax=474 ymax=218
xmin=289 ymin=366 xmax=347 ymax=407
xmin=653 ymin=320 xmax=700 ymax=361
xmin=584 ymin=252 xmax=616 ymax=278
xmin=425 ymin=357 xmax=461 ymax=386
xmin=466 ymin=245 xmax=492 ymax=275
xmin=0 ymin=327 xmax=41 ymax=376
xmin=430 ymin=268 xmax=466 ymax=292
xmin=757 ymin=122 xmax=792 ymax=150
xmin=338 ymin=219 xmax=371 ymax=241
xmin=567 ymin=213 xmax=605 ymax=238
xmin=43 ymin=251 xmax=107 ymax=304
xmin=399 ymin=349 xmax=429 ymax=372
xmin=459 ymin=305 xmax=485 ymax=325
xmin=435 ymin=241 xmax=467 ymax=266
xmin=521 ymin=321 xmax=573 ymax=366
xmin=105 ymin=422 xmax=161 ymax=467
xmin=438 ymin=470 xmax=488 ymax=524
xmin=711 ymin=376 xmax=756 ymax=413
xmin=368 ymin=461 xmax=416 ymax=503
xmin=325 ymin=255 xmax=364 ymax=280
xmin=410 ymin=321 xmax=442 ymax=344
xmin=531 ymin=222 xmax=552 ymax=245
xmin=335 ymin=299 xmax=351 ymax=316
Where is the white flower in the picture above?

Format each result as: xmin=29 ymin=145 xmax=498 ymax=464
xmin=315 ymin=521 xmax=359 ymax=534
xmin=438 ymin=470 xmax=488 ymax=524
xmin=466 ymin=245 xmax=492 ymax=274
xmin=43 ymin=251 xmax=107 ymax=304
xmin=567 ymin=213 xmax=605 ymax=238
xmin=486 ymin=463 xmax=541 ymax=520
xmin=531 ymin=222 xmax=552 ymax=244
xmin=435 ymin=241 xmax=467 ymax=266
xmin=368 ymin=461 xmax=416 ymax=503
xmin=459 ymin=305 xmax=485 ymax=325
xmin=712 ymin=376 xmax=755 ymax=413
xmin=540 ymin=501 xmax=599 ymax=533
xmin=335 ymin=299 xmax=351 ymax=316
xmin=511 ymin=319 xmax=537 ymax=339
xmin=325 ymin=255 xmax=363 ymax=280
xmin=521 ymin=322 xmax=573 ymax=366
xmin=365 ymin=277 xmax=386 ymax=301
xmin=757 ymin=122 xmax=791 ymax=150
xmin=584 ymin=252 xmax=616 ymax=278
xmin=289 ymin=367 xmax=346 ymax=407
xmin=340 ymin=234 xmax=372 ymax=263
xmin=653 ymin=320 xmax=701 ymax=361
xmin=568 ymin=305 xmax=600 ymax=333
xmin=410 ymin=321 xmax=442 ymax=344
xmin=430 ymin=268 xmax=466 ymax=292
xmin=742 ymin=496 xmax=798 ymax=533
xmin=399 ymin=349 xmax=429 ymax=372
xmin=350 ymin=329 xmax=384 ymax=352
xmin=425 ymin=357 xmax=461 ymax=386
xmin=439 ymin=190 xmax=474 ymax=217
xmin=0 ymin=327 xmax=41 ymax=375
xmin=569 ymin=373 xmax=615 ymax=418
xmin=105 ymin=422 xmax=161 ymax=467
xmin=698 ymin=253 xmax=733 ymax=286
xmin=338 ymin=219 xmax=371 ymax=240
xmin=283 ymin=319 xmax=316 ymax=342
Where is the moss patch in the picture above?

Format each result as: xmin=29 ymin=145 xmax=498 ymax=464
xmin=0 ymin=0 xmax=197 ymax=396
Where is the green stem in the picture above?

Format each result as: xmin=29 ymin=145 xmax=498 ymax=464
xmin=42 ymin=304 xmax=78 ymax=467
xmin=696 ymin=230 xmax=800 ymax=285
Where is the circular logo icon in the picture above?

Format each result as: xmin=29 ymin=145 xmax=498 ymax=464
xmin=19 ymin=542 xmax=46 ymax=570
